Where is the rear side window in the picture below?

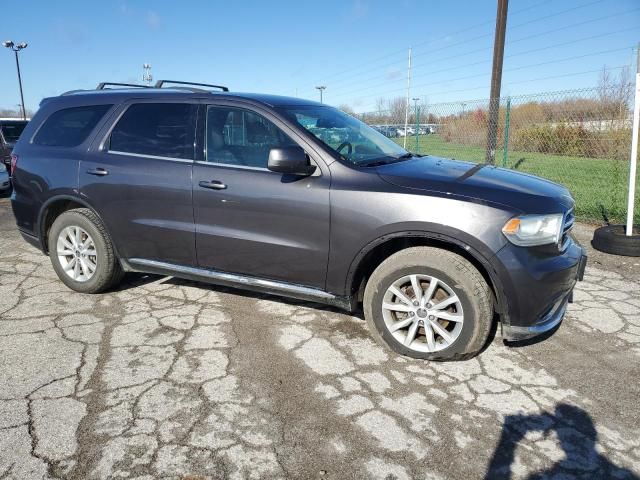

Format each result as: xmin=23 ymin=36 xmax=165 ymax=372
xmin=109 ymin=103 xmax=196 ymax=159
xmin=33 ymin=105 xmax=112 ymax=147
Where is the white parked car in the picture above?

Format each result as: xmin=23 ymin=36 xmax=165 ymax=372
xmin=396 ymin=127 xmax=416 ymax=137
xmin=0 ymin=164 xmax=10 ymax=192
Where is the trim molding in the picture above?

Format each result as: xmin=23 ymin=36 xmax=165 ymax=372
xmin=127 ymin=258 xmax=351 ymax=309
xmin=107 ymin=150 xmax=194 ymax=163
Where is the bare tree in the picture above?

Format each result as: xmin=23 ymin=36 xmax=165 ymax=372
xmin=0 ymin=107 xmax=34 ymax=118
xmin=338 ymin=104 xmax=356 ymax=116
xmin=388 ymin=97 xmax=406 ymax=125
xmin=597 ymin=66 xmax=632 ymax=123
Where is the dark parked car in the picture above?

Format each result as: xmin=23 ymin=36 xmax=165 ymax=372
xmin=381 ymin=125 xmax=398 ymax=138
xmin=1 ymin=118 xmax=29 ymax=173
xmin=10 ymin=80 xmax=586 ymax=360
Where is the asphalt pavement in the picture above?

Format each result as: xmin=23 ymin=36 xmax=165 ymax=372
xmin=0 ymin=193 xmax=639 ymax=480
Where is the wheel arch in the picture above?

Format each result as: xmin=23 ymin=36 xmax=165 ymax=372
xmin=37 ymin=195 xmax=118 ymax=257
xmin=345 ymin=230 xmax=507 ymax=318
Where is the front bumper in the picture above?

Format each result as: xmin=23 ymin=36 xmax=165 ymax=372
xmin=502 ymin=292 xmax=569 ymax=341
xmin=497 ymin=238 xmax=587 ymax=341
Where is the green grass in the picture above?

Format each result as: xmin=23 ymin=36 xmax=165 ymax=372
xmin=395 ymin=135 xmax=638 ymax=224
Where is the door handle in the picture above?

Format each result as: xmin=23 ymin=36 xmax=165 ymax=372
xmin=199 ymin=180 xmax=227 ymax=190
xmin=86 ymin=168 xmax=109 ymax=176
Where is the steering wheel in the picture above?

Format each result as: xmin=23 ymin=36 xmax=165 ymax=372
xmin=336 ymin=141 xmax=353 ymax=156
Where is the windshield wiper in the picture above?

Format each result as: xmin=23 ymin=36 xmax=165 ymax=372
xmin=360 ymin=154 xmax=415 ymax=167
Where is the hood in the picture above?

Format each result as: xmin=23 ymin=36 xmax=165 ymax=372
xmin=376 ymin=156 xmax=574 ymax=213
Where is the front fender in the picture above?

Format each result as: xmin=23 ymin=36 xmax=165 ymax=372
xmin=338 ymin=225 xmax=510 ymax=321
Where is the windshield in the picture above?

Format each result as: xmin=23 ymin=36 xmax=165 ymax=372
xmin=0 ymin=122 xmax=28 ymax=143
xmin=277 ymin=105 xmax=410 ymax=166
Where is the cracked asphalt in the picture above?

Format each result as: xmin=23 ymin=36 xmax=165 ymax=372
xmin=0 ymin=194 xmax=639 ymax=480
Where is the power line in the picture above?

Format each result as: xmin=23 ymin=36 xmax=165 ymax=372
xmin=335 ymin=45 xmax=635 ymax=103
xmin=330 ymin=23 xmax=638 ymax=95
xmin=331 ymin=39 xmax=636 ymax=100
xmin=356 ymin=64 xmax=631 ymax=112
xmin=321 ymin=0 xmax=619 ymax=93
xmin=311 ymin=0 xmax=607 ymax=89
xmin=507 ymin=6 xmax=640 ymax=47
xmin=309 ymin=0 xmax=560 ymax=86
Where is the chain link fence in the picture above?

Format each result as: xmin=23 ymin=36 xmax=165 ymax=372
xmin=359 ymin=85 xmax=638 ymax=224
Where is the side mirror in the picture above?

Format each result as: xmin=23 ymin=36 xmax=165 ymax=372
xmin=267 ymin=146 xmax=316 ymax=176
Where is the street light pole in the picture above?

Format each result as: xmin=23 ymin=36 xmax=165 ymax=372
xmin=3 ymin=40 xmax=28 ymax=120
xmin=315 ymin=85 xmax=326 ymax=103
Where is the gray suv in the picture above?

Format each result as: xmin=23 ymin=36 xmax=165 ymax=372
xmin=10 ymin=80 xmax=586 ymax=360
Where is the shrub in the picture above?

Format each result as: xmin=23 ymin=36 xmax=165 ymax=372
xmin=512 ymin=124 xmax=631 ymax=160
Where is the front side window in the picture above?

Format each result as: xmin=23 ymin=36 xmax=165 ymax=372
xmin=205 ymin=106 xmax=297 ymax=168
xmin=33 ymin=105 xmax=112 ymax=147
xmin=277 ymin=105 xmax=409 ymax=166
xmin=110 ymin=103 xmax=196 ymax=159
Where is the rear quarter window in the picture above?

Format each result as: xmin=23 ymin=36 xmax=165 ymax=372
xmin=33 ymin=104 xmax=112 ymax=147
xmin=109 ymin=103 xmax=196 ymax=159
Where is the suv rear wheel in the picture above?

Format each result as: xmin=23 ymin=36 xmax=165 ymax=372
xmin=363 ymin=246 xmax=493 ymax=360
xmin=48 ymin=208 xmax=123 ymax=293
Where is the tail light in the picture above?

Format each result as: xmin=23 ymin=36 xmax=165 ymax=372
xmin=10 ymin=154 xmax=17 ymax=176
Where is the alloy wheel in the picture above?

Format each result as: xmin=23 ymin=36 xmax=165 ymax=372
xmin=381 ymin=274 xmax=464 ymax=352
xmin=56 ymin=226 xmax=98 ymax=282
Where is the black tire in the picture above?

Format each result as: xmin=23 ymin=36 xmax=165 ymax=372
xmin=48 ymin=208 xmax=124 ymax=293
xmin=363 ymin=247 xmax=493 ymax=361
xmin=591 ymin=224 xmax=640 ymax=257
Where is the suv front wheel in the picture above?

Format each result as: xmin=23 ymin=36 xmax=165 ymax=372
xmin=363 ymin=246 xmax=493 ymax=360
xmin=48 ymin=208 xmax=123 ymax=293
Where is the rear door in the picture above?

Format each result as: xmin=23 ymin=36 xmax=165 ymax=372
xmin=80 ymin=101 xmax=197 ymax=266
xmin=192 ymin=103 xmax=331 ymax=289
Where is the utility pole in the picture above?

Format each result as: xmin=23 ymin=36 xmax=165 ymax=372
xmin=403 ymin=47 xmax=412 ymax=149
xmin=3 ymin=40 xmax=28 ymax=120
xmin=485 ymin=0 xmax=508 ymax=164
xmin=412 ymin=97 xmax=420 ymax=152
xmin=315 ymin=85 xmax=326 ymax=103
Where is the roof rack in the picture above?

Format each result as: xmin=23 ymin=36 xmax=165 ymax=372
xmin=96 ymin=82 xmax=151 ymax=90
xmin=154 ymin=80 xmax=229 ymax=92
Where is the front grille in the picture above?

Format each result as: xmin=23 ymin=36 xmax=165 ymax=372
xmin=560 ymin=209 xmax=575 ymax=250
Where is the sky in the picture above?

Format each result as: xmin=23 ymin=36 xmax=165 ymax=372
xmin=0 ymin=0 xmax=638 ymax=113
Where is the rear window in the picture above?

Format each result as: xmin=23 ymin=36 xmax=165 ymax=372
xmin=109 ymin=103 xmax=196 ymax=159
xmin=33 ymin=105 xmax=112 ymax=147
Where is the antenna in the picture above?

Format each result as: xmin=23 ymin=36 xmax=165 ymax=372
xmin=143 ymin=63 xmax=153 ymax=86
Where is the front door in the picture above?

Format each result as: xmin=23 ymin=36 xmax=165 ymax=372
xmin=80 ymin=101 xmax=197 ymax=266
xmin=193 ymin=104 xmax=330 ymax=289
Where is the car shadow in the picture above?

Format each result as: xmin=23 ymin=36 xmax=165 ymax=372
xmin=484 ymin=403 xmax=639 ymax=479
xmin=158 ymin=276 xmax=354 ymax=317
xmin=502 ymin=322 xmax=561 ymax=348
xmin=112 ymin=274 xmax=510 ymax=351
xmin=108 ymin=272 xmax=178 ymax=292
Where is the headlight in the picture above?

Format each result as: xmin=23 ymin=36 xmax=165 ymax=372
xmin=502 ymin=213 xmax=563 ymax=247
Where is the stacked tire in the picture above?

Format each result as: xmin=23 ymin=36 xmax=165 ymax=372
xmin=592 ymin=225 xmax=640 ymax=257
